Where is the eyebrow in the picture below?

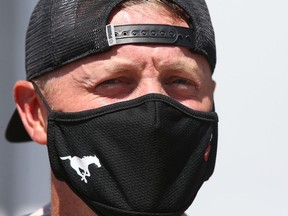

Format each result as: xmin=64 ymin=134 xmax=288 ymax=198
xmin=155 ymin=58 xmax=203 ymax=77
xmin=77 ymin=55 xmax=203 ymax=85
xmin=102 ymin=57 xmax=145 ymax=73
xmin=75 ymin=57 xmax=143 ymax=85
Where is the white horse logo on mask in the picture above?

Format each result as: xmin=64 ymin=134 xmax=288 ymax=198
xmin=60 ymin=155 xmax=101 ymax=183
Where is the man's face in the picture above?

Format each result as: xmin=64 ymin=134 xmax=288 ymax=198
xmin=43 ymin=3 xmax=215 ymax=114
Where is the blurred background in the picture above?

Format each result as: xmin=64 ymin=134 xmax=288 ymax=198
xmin=0 ymin=0 xmax=287 ymax=215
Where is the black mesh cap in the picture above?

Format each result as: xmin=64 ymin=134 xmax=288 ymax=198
xmin=6 ymin=0 xmax=216 ymax=142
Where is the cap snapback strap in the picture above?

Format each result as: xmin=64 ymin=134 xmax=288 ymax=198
xmin=106 ymin=24 xmax=195 ymax=49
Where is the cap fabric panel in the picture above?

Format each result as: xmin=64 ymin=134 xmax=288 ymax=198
xmin=6 ymin=110 xmax=31 ymax=142
xmin=175 ymin=0 xmax=216 ymax=69
xmin=26 ymin=0 xmax=123 ymax=80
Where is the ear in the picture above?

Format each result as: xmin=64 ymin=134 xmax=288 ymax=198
xmin=14 ymin=81 xmax=48 ymax=144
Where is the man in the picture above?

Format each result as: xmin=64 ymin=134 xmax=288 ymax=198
xmin=6 ymin=0 xmax=218 ymax=215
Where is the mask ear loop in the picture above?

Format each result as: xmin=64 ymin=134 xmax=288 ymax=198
xmin=30 ymin=80 xmax=52 ymax=113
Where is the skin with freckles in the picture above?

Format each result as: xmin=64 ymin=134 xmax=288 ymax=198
xmin=14 ymin=2 xmax=215 ymax=216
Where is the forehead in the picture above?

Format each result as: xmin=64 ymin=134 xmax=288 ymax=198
xmin=108 ymin=1 xmax=189 ymax=26
xmin=70 ymin=44 xmax=210 ymax=75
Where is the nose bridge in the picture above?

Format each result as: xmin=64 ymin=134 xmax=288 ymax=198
xmin=139 ymin=63 xmax=168 ymax=95
xmin=136 ymin=55 xmax=167 ymax=96
xmin=142 ymin=77 xmax=164 ymax=94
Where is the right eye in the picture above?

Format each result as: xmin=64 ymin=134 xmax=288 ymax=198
xmin=94 ymin=77 xmax=135 ymax=98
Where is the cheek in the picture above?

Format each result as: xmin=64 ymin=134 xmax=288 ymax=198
xmin=201 ymin=83 xmax=215 ymax=111
xmin=200 ymin=96 xmax=214 ymax=112
xmin=181 ymin=84 xmax=215 ymax=112
xmin=200 ymin=85 xmax=215 ymax=112
xmin=180 ymin=97 xmax=214 ymax=112
xmin=47 ymin=85 xmax=88 ymax=112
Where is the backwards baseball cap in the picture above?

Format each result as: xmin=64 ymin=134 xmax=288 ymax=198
xmin=6 ymin=0 xmax=216 ymax=142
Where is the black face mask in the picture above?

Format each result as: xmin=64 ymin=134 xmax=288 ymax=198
xmin=34 ymin=82 xmax=218 ymax=216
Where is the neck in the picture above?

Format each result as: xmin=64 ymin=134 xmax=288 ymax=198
xmin=51 ymin=173 xmax=97 ymax=216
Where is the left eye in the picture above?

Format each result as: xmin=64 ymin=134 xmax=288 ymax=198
xmin=163 ymin=76 xmax=200 ymax=99
xmin=169 ymin=77 xmax=197 ymax=88
xmin=172 ymin=79 xmax=191 ymax=85
xmin=101 ymin=79 xmax=121 ymax=85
